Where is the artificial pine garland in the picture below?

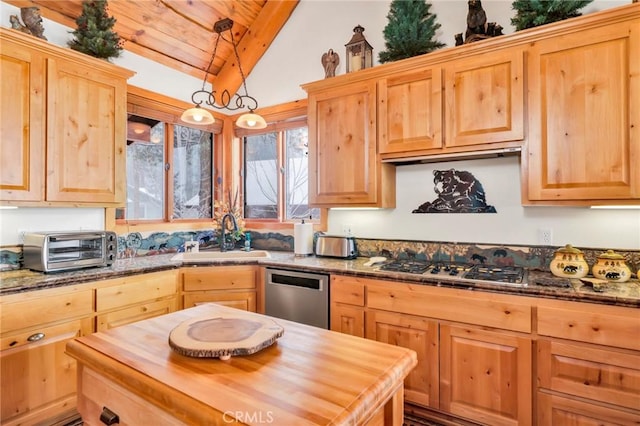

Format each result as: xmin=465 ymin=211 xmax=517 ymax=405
xmin=511 ymin=0 xmax=593 ymax=31
xmin=379 ymin=0 xmax=445 ymax=64
xmin=68 ymin=0 xmax=123 ymax=60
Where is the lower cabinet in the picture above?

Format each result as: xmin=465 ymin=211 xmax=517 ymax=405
xmin=95 ymin=270 xmax=179 ymax=331
xmin=366 ymin=309 xmax=438 ymax=408
xmin=0 ymin=286 xmax=94 ymax=426
xmin=330 ymin=276 xmax=365 ymax=337
xmin=536 ymin=300 xmax=640 ymax=424
xmin=439 ymin=324 xmax=531 ymax=426
xmin=331 ymin=274 xmax=533 ymax=425
xmin=181 ymin=265 xmax=258 ymax=312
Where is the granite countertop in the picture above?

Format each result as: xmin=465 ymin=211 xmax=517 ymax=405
xmin=1 ymin=252 xmax=639 ymax=308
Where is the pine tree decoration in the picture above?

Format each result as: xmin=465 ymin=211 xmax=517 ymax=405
xmin=511 ymin=0 xmax=593 ymax=31
xmin=379 ymin=0 xmax=445 ymax=64
xmin=68 ymin=0 xmax=123 ymax=60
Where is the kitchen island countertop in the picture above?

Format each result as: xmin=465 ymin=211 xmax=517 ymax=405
xmin=1 ymin=251 xmax=639 ymax=307
xmin=66 ymin=303 xmax=417 ymax=425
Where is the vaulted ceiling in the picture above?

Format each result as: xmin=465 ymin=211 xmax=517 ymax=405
xmin=5 ymin=0 xmax=299 ymax=98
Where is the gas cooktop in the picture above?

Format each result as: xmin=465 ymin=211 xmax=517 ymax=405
xmin=378 ymin=260 xmax=527 ymax=287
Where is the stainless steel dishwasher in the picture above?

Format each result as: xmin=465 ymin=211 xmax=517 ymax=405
xmin=265 ymin=268 xmax=329 ymax=329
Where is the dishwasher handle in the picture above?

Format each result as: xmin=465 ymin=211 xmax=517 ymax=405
xmin=266 ymin=269 xmax=328 ymax=291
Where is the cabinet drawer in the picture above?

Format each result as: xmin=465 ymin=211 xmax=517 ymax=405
xmin=537 ymin=391 xmax=640 ymax=425
xmin=78 ymin=366 xmax=184 ymax=426
xmin=96 ymin=271 xmax=177 ymax=312
xmin=181 ymin=266 xmax=256 ymax=291
xmin=1 ymin=288 xmax=93 ymax=333
xmin=331 ymin=275 xmax=365 ymax=306
xmin=537 ymin=302 xmax=640 ymax=351
xmin=367 ymin=281 xmax=532 ymax=333
xmin=183 ymin=292 xmax=256 ymax=312
xmin=96 ymin=298 xmax=177 ymax=332
xmin=538 ymin=339 xmax=640 ymax=411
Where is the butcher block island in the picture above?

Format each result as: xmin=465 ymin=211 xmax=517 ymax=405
xmin=65 ymin=304 xmax=417 ymax=425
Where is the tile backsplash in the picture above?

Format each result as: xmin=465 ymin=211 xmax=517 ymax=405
xmin=1 ymin=230 xmax=637 ymax=275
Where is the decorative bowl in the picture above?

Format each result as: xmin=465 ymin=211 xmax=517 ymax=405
xmin=550 ymin=244 xmax=589 ymax=279
xmin=591 ymin=250 xmax=631 ymax=283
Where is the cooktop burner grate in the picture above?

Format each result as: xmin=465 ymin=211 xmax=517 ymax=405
xmin=377 ymin=260 xmax=527 ymax=285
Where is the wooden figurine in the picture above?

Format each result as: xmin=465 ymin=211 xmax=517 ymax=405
xmin=321 ymin=49 xmax=339 ymax=78
xmin=455 ymin=0 xmax=503 ymax=46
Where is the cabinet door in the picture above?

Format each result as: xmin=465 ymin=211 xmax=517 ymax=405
xmin=440 ymin=324 xmax=532 ymax=426
xmin=308 ymin=80 xmax=395 ymax=207
xmin=537 ymin=391 xmax=640 ymax=426
xmin=526 ymin=22 xmax=640 ymax=201
xmin=45 ymin=57 xmax=127 ymax=204
xmin=0 ymin=39 xmax=45 ymax=202
xmin=0 ymin=317 xmax=93 ymax=425
xmin=366 ymin=310 xmax=438 ymax=408
xmin=378 ymin=67 xmax=443 ymax=154
xmin=330 ymin=303 xmax=365 ymax=338
xmin=444 ymin=48 xmax=524 ymax=148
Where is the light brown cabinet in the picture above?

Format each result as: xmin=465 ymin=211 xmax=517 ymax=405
xmin=378 ymin=67 xmax=443 ymax=155
xmin=525 ymin=19 xmax=640 ymax=204
xmin=95 ymin=270 xmax=179 ymax=331
xmin=0 ymin=286 xmax=94 ymax=426
xmin=0 ymin=28 xmax=133 ymax=206
xmin=329 ymin=275 xmax=366 ymax=337
xmin=444 ymin=48 xmax=524 ymax=149
xmin=524 ymin=13 xmax=640 ymax=204
xmin=440 ymin=324 xmax=531 ymax=426
xmin=378 ymin=49 xmax=524 ymax=159
xmin=305 ymin=79 xmax=396 ymax=208
xmin=536 ymin=300 xmax=640 ymax=423
xmin=331 ymin=275 xmax=533 ymax=425
xmin=366 ymin=309 xmax=439 ymax=408
xmin=181 ymin=265 xmax=258 ymax=311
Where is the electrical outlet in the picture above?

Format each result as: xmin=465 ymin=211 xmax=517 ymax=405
xmin=17 ymin=229 xmax=27 ymax=244
xmin=538 ymin=228 xmax=553 ymax=245
xmin=341 ymin=224 xmax=353 ymax=236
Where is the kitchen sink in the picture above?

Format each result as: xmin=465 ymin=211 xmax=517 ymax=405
xmin=170 ymin=250 xmax=271 ymax=262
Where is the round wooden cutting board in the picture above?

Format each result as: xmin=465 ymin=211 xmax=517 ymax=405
xmin=168 ymin=313 xmax=284 ymax=360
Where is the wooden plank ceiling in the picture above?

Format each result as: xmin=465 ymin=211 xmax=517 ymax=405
xmin=5 ymin=0 xmax=299 ymax=97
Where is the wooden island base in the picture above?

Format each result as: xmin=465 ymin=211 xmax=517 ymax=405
xmin=66 ymin=304 xmax=417 ymax=425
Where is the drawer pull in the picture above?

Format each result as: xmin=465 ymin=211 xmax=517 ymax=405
xmin=100 ymin=406 xmax=120 ymax=425
xmin=27 ymin=333 xmax=45 ymax=342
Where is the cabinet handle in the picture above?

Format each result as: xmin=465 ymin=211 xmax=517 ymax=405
xmin=100 ymin=406 xmax=120 ymax=425
xmin=27 ymin=333 xmax=45 ymax=342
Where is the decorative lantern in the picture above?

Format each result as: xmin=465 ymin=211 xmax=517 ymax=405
xmin=345 ymin=25 xmax=373 ymax=73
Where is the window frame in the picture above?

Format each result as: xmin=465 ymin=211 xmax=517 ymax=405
xmin=234 ymin=100 xmax=326 ymax=230
xmin=108 ymin=85 xmax=224 ymax=234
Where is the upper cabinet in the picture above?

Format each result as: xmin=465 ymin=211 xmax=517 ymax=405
xmin=0 ymin=28 xmax=134 ymax=206
xmin=303 ymin=3 xmax=638 ymax=207
xmin=524 ymin=17 xmax=639 ymax=204
xmin=378 ymin=66 xmax=443 ymax=154
xmin=306 ymin=79 xmax=395 ymax=207
xmin=444 ymin=48 xmax=524 ymax=149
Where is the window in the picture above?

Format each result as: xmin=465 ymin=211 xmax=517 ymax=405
xmin=243 ymin=125 xmax=319 ymax=222
xmin=116 ymin=87 xmax=221 ymax=224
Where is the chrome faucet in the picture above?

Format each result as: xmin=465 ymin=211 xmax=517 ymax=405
xmin=220 ymin=213 xmax=238 ymax=252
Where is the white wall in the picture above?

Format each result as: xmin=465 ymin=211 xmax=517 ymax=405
xmin=1 ymin=0 xmax=638 ymax=249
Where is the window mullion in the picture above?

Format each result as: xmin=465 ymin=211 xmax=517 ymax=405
xmin=165 ymin=123 xmax=175 ymax=221
xmin=277 ymin=131 xmax=286 ymax=222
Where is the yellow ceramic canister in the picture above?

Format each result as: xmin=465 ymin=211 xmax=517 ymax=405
xmin=591 ymin=250 xmax=631 ymax=283
xmin=550 ymin=244 xmax=589 ymax=279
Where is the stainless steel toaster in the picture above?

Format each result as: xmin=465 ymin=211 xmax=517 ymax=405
xmin=314 ymin=235 xmax=357 ymax=259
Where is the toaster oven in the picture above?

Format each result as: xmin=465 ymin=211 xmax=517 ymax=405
xmin=23 ymin=231 xmax=117 ymax=272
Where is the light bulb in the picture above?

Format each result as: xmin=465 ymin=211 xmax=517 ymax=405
xmin=192 ymin=113 xmax=203 ymax=122
xmin=246 ymin=119 xmax=257 ymax=127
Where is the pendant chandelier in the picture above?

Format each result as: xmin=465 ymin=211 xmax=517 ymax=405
xmin=181 ymin=18 xmax=267 ymax=129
